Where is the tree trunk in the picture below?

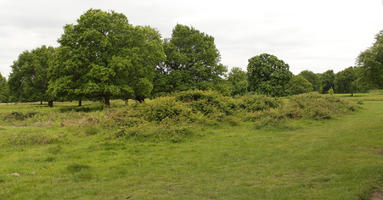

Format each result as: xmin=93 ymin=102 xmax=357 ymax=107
xmin=104 ymin=95 xmax=110 ymax=107
xmin=124 ymin=99 xmax=128 ymax=105
xmin=48 ymin=101 xmax=53 ymax=107
xmin=78 ymin=100 xmax=82 ymax=107
xmin=40 ymin=101 xmax=42 ymax=105
xmin=136 ymin=96 xmax=145 ymax=103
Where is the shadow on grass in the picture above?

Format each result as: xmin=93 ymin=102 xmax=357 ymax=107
xmin=58 ymin=105 xmax=104 ymax=113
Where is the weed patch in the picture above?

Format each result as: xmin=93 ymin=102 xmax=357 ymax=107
xmin=8 ymin=132 xmax=60 ymax=145
xmin=3 ymin=112 xmax=38 ymax=121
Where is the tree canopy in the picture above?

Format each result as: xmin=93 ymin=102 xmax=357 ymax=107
xmin=8 ymin=45 xmax=55 ymax=103
xmin=358 ymin=30 xmax=383 ymax=89
xmin=247 ymin=53 xmax=292 ymax=96
xmin=49 ymin=9 xmax=165 ymax=105
xmin=299 ymin=70 xmax=320 ymax=91
xmin=320 ymin=70 xmax=335 ymax=94
xmin=335 ymin=67 xmax=358 ymax=95
xmin=153 ymin=24 xmax=227 ymax=94
xmin=0 ymin=73 xmax=8 ymax=103
xmin=286 ymin=75 xmax=313 ymax=95
xmin=228 ymin=67 xmax=248 ymax=96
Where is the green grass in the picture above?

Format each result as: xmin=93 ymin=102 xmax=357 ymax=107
xmin=0 ymin=93 xmax=383 ymax=199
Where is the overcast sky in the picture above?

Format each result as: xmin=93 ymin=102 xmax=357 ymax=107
xmin=0 ymin=0 xmax=382 ymax=77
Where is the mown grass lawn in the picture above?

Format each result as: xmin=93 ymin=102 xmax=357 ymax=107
xmin=0 ymin=95 xmax=383 ymax=199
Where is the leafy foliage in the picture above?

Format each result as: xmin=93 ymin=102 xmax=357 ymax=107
xmin=247 ymin=53 xmax=292 ymax=96
xmin=320 ymin=70 xmax=335 ymax=94
xmin=49 ymin=9 xmax=165 ymax=105
xmin=335 ymin=67 xmax=358 ymax=95
xmin=228 ymin=67 xmax=248 ymax=96
xmin=8 ymin=45 xmax=55 ymax=103
xmin=0 ymin=73 xmax=9 ymax=103
xmin=153 ymin=24 xmax=227 ymax=95
xmin=286 ymin=93 xmax=357 ymax=120
xmin=299 ymin=70 xmax=321 ymax=91
xmin=358 ymin=30 xmax=383 ymax=89
xmin=286 ymin=75 xmax=313 ymax=95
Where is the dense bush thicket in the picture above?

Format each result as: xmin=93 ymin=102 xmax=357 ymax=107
xmin=0 ymin=90 xmax=359 ymax=142
xmin=98 ymin=91 xmax=360 ymax=140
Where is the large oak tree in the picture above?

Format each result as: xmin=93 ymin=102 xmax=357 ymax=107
xmin=50 ymin=9 xmax=165 ymax=106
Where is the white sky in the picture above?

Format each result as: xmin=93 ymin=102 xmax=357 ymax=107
xmin=0 ymin=0 xmax=382 ymax=77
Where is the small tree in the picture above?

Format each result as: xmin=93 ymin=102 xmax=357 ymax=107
xmin=247 ymin=53 xmax=292 ymax=96
xmin=228 ymin=67 xmax=248 ymax=96
xmin=328 ymin=88 xmax=334 ymax=95
xmin=286 ymin=75 xmax=313 ymax=95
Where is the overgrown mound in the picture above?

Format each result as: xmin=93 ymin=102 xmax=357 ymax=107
xmin=112 ymin=91 xmax=358 ymax=141
xmin=286 ymin=93 xmax=359 ymax=120
xmin=1 ymin=91 xmax=358 ymax=143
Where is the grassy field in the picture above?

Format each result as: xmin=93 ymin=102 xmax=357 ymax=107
xmin=0 ymin=92 xmax=383 ymax=199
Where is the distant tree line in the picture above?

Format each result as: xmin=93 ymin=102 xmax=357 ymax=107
xmin=0 ymin=9 xmax=382 ymax=105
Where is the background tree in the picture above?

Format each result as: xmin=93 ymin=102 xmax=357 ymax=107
xmin=153 ymin=24 xmax=226 ymax=94
xmin=50 ymin=9 xmax=165 ymax=106
xmin=247 ymin=53 xmax=292 ymax=96
xmin=299 ymin=70 xmax=320 ymax=91
xmin=335 ymin=67 xmax=358 ymax=96
xmin=320 ymin=70 xmax=335 ymax=94
xmin=358 ymin=30 xmax=383 ymax=89
xmin=8 ymin=45 xmax=55 ymax=105
xmin=0 ymin=73 xmax=9 ymax=103
xmin=286 ymin=75 xmax=313 ymax=95
xmin=227 ymin=67 xmax=248 ymax=96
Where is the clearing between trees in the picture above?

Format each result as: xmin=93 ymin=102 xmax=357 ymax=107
xmin=0 ymin=91 xmax=382 ymax=199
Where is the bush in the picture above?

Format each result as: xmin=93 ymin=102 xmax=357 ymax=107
xmin=143 ymin=96 xmax=193 ymax=122
xmin=329 ymin=88 xmax=334 ymax=95
xmin=285 ymin=93 xmax=358 ymax=120
xmin=176 ymin=90 xmax=235 ymax=117
xmin=236 ymin=94 xmax=281 ymax=112
xmin=108 ymin=90 xmax=359 ymax=139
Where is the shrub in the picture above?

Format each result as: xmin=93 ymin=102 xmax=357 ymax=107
xmin=329 ymin=88 xmax=334 ymax=95
xmin=175 ymin=90 xmax=219 ymax=102
xmin=176 ymin=90 xmax=235 ymax=117
xmin=285 ymin=93 xmax=358 ymax=120
xmin=236 ymin=94 xmax=281 ymax=112
xmin=143 ymin=96 xmax=193 ymax=122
